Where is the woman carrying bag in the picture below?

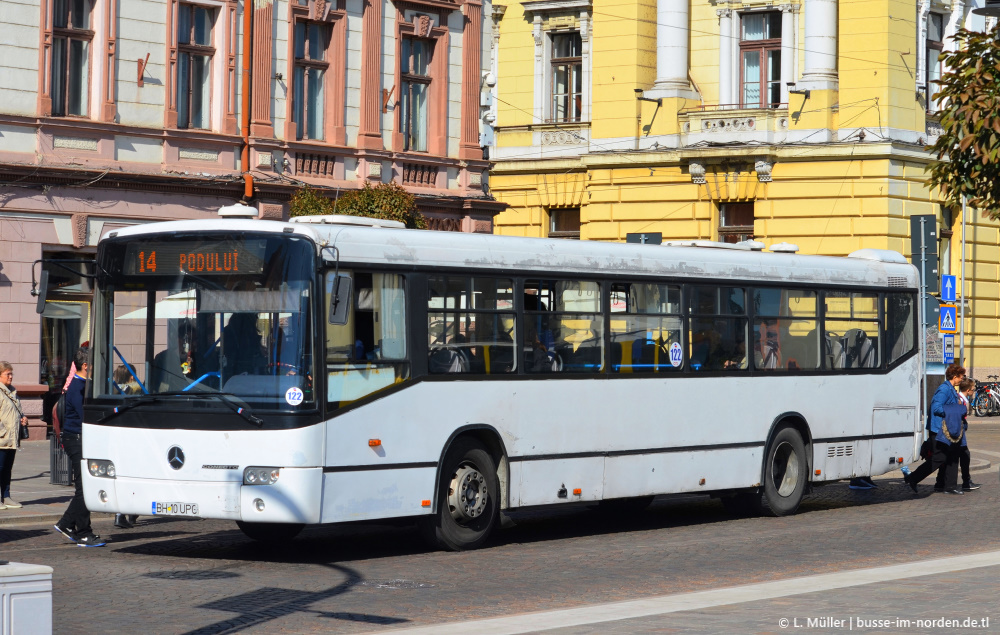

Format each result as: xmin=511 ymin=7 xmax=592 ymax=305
xmin=0 ymin=361 xmax=28 ymax=510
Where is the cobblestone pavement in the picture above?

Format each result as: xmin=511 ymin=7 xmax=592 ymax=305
xmin=2 ymin=423 xmax=1000 ymax=634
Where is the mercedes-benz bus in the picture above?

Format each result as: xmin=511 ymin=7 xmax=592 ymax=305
xmin=78 ymin=213 xmax=920 ymax=550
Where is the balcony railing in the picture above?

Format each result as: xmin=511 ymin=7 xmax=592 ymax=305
xmin=401 ymin=162 xmax=439 ymax=187
xmin=295 ymin=152 xmax=336 ymax=178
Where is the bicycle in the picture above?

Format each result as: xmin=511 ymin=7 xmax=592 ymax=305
xmin=972 ymin=375 xmax=1000 ymax=417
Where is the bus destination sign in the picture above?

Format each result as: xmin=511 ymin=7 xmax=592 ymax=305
xmin=123 ymin=240 xmax=267 ymax=276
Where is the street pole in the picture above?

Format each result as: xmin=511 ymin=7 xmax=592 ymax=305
xmin=919 ymin=216 xmax=928 ymax=439
xmin=960 ymin=195 xmax=966 ymax=365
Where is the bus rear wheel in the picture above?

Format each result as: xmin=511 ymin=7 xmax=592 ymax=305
xmin=420 ymin=438 xmax=499 ymax=551
xmin=236 ymin=521 xmax=304 ymax=543
xmin=759 ymin=426 xmax=807 ymax=517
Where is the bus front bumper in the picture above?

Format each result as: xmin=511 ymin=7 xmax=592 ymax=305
xmin=82 ymin=467 xmax=323 ymax=524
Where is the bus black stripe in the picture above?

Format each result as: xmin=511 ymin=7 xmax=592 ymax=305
xmin=323 ymin=462 xmax=437 ymax=473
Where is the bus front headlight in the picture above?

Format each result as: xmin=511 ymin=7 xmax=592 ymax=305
xmin=243 ymin=466 xmax=280 ymax=485
xmin=87 ymin=459 xmax=116 ymax=479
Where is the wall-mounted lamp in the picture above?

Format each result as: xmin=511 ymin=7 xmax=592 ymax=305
xmin=634 ymin=89 xmax=662 ymax=106
xmin=786 ymin=82 xmax=810 ymax=98
xmin=274 ymin=73 xmax=284 ymax=81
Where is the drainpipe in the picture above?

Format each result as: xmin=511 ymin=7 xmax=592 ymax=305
xmin=241 ymin=0 xmax=254 ymax=201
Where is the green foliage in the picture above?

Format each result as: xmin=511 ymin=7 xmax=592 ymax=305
xmin=927 ymin=27 xmax=1000 ymax=217
xmin=288 ymin=182 xmax=427 ymax=229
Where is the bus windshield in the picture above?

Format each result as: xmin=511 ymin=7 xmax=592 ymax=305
xmin=92 ymin=233 xmax=316 ymax=413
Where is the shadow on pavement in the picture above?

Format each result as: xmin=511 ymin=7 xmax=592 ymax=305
xmin=0 ymin=527 xmax=52 ymax=544
xmin=180 ymin=563 xmax=409 ymax=635
xmin=103 ymin=476 xmax=926 ymax=567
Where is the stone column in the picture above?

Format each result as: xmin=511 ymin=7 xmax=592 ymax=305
xmin=717 ymin=8 xmax=732 ymax=105
xmin=799 ymin=0 xmax=838 ymax=90
xmin=780 ymin=4 xmax=794 ymax=104
xmin=460 ymin=0 xmax=483 ymax=159
xmin=648 ymin=0 xmax=697 ymax=98
xmin=358 ymin=0 xmax=385 ymax=149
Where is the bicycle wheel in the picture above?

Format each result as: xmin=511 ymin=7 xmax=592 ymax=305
xmin=973 ymin=392 xmax=989 ymax=417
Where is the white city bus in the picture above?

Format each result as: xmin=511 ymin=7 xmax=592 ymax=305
xmin=80 ymin=214 xmax=920 ymax=549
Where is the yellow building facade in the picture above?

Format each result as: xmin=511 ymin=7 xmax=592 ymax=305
xmin=487 ymin=0 xmax=1000 ymax=375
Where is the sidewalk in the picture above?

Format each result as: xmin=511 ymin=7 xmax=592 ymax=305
xmin=0 ymin=440 xmax=113 ymax=526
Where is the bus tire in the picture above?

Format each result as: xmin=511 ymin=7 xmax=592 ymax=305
xmin=421 ymin=438 xmax=499 ymax=551
xmin=759 ymin=426 xmax=807 ymax=517
xmin=236 ymin=521 xmax=304 ymax=543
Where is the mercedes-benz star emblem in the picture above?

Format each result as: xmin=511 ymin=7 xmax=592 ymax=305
xmin=167 ymin=446 xmax=185 ymax=470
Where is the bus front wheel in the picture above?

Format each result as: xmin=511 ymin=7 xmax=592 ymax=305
xmin=421 ymin=438 xmax=499 ymax=551
xmin=236 ymin=521 xmax=304 ymax=543
xmin=759 ymin=426 xmax=808 ymax=517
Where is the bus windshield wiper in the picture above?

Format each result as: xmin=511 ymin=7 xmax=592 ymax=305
xmin=189 ymin=392 xmax=265 ymax=427
xmin=97 ymin=392 xmax=264 ymax=427
xmin=98 ymin=394 xmax=162 ymax=423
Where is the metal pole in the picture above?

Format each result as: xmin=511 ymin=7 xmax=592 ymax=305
xmin=960 ymin=196 xmax=966 ymax=365
xmin=919 ymin=217 xmax=927 ymax=436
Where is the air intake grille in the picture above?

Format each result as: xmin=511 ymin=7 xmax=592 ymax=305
xmin=888 ymin=276 xmax=908 ymax=287
xmin=827 ymin=445 xmax=854 ymax=457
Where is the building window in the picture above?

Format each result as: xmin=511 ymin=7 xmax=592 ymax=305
xmin=549 ymin=207 xmax=581 ymax=239
xmin=51 ymin=0 xmax=93 ymax=117
xmin=550 ymin=32 xmax=582 ymax=122
xmin=293 ymin=21 xmax=329 ymax=140
xmin=926 ymin=13 xmax=944 ymax=113
xmin=401 ymin=37 xmax=432 ymax=152
xmin=177 ymin=3 xmax=215 ymax=129
xmin=719 ymin=203 xmax=754 ymax=243
xmin=740 ymin=12 xmax=781 ymax=108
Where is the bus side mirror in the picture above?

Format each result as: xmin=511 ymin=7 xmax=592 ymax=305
xmin=329 ymin=274 xmax=352 ymax=325
xmin=33 ymin=270 xmax=49 ymax=314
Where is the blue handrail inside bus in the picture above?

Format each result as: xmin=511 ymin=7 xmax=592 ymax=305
xmin=113 ymin=347 xmax=149 ymax=395
xmin=183 ymin=372 xmax=222 ymax=392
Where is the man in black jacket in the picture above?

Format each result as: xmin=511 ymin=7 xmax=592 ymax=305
xmin=54 ymin=346 xmax=105 ymax=547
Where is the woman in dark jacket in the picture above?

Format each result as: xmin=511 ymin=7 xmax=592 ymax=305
xmin=904 ymin=363 xmax=965 ymax=493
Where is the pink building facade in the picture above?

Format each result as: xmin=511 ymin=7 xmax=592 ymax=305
xmin=0 ymin=0 xmax=502 ymax=436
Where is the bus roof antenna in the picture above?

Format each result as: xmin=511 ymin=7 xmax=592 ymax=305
xmin=218 ymin=203 xmax=258 ymax=218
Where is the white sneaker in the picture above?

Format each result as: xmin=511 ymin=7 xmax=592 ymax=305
xmin=3 ymin=500 xmax=22 ymax=508
xmin=0 ymin=502 xmax=7 ymax=510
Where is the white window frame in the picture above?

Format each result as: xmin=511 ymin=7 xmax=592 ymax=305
xmin=524 ymin=0 xmax=591 ymax=124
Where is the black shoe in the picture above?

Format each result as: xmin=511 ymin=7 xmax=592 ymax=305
xmin=114 ymin=513 xmax=134 ymax=529
xmin=944 ymin=488 xmax=964 ymax=495
xmin=53 ymin=524 xmax=76 ymax=542
xmin=933 ymin=485 xmax=945 ymax=493
xmin=75 ymin=532 xmax=107 ymax=547
xmin=904 ymin=474 xmax=919 ymax=494
xmin=963 ymin=482 xmax=982 ymax=491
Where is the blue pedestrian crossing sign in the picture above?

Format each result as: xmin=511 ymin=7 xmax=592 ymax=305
xmin=939 ymin=304 xmax=958 ymax=334
xmin=941 ymin=275 xmax=957 ymax=302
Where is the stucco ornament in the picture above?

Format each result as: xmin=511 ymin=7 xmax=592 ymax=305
xmin=689 ymin=162 xmax=706 ymax=184
xmin=754 ymin=160 xmax=773 ymax=183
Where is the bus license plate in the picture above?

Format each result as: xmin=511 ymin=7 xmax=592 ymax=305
xmin=152 ymin=501 xmax=199 ymax=516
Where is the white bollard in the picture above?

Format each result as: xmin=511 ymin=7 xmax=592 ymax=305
xmin=0 ymin=562 xmax=53 ymax=635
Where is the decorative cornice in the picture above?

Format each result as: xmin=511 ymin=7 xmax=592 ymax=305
xmin=522 ymin=0 xmax=591 ymax=15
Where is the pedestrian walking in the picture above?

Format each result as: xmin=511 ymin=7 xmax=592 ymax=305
xmin=53 ymin=346 xmax=106 ymax=547
xmin=905 ymin=363 xmax=965 ymax=494
xmin=0 ymin=361 xmax=28 ymax=510
xmin=937 ymin=377 xmax=981 ymax=492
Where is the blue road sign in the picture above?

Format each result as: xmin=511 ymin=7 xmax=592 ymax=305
xmin=939 ymin=304 xmax=958 ymax=334
xmin=941 ymin=275 xmax=956 ymax=303
xmin=943 ymin=334 xmax=955 ymax=364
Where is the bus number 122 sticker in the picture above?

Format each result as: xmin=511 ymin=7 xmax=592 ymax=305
xmin=669 ymin=342 xmax=683 ymax=367
xmin=285 ymin=386 xmax=304 ymax=406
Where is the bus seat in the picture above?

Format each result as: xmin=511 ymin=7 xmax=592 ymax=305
xmin=844 ymin=329 xmax=875 ymax=368
xmin=825 ymin=333 xmax=846 ymax=369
